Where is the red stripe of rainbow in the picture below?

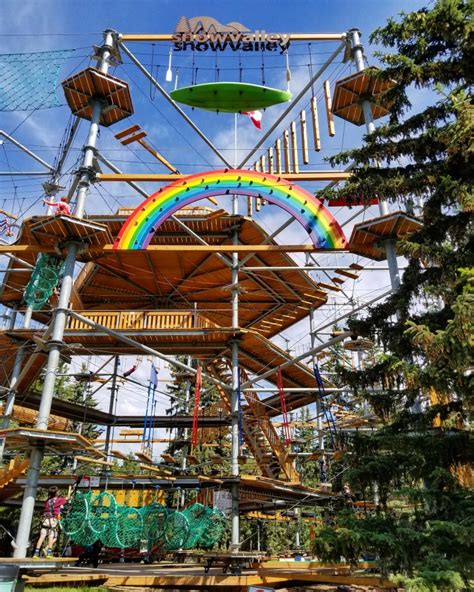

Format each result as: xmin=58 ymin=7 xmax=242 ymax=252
xmin=114 ymin=169 xmax=347 ymax=250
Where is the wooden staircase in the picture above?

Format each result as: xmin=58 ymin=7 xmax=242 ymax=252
xmin=207 ymin=359 xmax=299 ymax=483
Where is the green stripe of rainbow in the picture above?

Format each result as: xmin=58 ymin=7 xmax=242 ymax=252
xmin=114 ymin=169 xmax=347 ymax=250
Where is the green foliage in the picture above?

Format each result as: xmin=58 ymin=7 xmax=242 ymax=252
xmin=314 ymin=2 xmax=474 ymax=590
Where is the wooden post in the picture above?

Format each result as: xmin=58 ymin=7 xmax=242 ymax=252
xmin=275 ymin=138 xmax=282 ymax=174
xmin=310 ymin=96 xmax=321 ymax=151
xmin=290 ymin=121 xmax=299 ymax=173
xmin=267 ymin=147 xmax=274 ymax=174
xmin=300 ymin=110 xmax=309 ymax=164
xmin=324 ymin=80 xmax=336 ymax=137
xmin=283 ymin=130 xmax=290 ymax=173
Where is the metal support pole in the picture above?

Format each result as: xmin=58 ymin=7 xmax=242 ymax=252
xmin=230 ymin=195 xmax=240 ymax=552
xmin=13 ymin=30 xmax=114 ymax=559
xmin=104 ymin=356 xmax=120 ymax=460
xmin=349 ymin=28 xmax=400 ymax=291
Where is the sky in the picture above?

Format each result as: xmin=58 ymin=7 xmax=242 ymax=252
xmin=0 ymin=0 xmax=429 ymax=459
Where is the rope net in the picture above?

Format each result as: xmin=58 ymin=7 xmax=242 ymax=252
xmin=61 ymin=492 xmax=227 ymax=550
xmin=24 ymin=254 xmax=64 ymax=310
xmin=0 ymin=50 xmax=74 ymax=111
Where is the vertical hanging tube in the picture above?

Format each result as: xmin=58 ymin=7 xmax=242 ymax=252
xmin=267 ymin=147 xmax=274 ymax=174
xmin=283 ymin=130 xmax=290 ymax=174
xmin=259 ymin=154 xmax=266 ymax=173
xmin=254 ymin=161 xmax=261 ymax=212
xmin=324 ymin=80 xmax=336 ymax=137
xmin=310 ymin=96 xmax=321 ymax=151
xmin=290 ymin=121 xmax=299 ymax=173
xmin=300 ymin=110 xmax=309 ymax=164
xmin=275 ymin=138 xmax=282 ymax=174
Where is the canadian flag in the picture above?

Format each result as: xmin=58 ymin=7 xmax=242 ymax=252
xmin=242 ymin=110 xmax=262 ymax=130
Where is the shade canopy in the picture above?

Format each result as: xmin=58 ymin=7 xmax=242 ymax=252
xmin=170 ymin=82 xmax=292 ymax=112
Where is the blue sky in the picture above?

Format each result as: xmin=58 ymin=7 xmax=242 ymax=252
xmin=0 ymin=1 xmax=429 ymax=451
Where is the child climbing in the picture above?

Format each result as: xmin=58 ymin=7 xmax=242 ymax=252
xmin=33 ymin=486 xmax=67 ymax=558
xmin=43 ymin=196 xmax=71 ymax=215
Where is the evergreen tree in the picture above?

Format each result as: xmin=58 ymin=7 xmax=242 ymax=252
xmin=314 ymin=2 xmax=473 ymax=590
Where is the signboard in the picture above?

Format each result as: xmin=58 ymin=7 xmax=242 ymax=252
xmin=78 ymin=476 xmax=100 ymax=488
xmin=173 ymin=16 xmax=290 ymax=54
xmin=213 ymin=490 xmax=232 ymax=517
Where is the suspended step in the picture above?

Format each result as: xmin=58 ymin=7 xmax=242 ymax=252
xmin=110 ymin=449 xmax=128 ymax=460
xmin=170 ymin=82 xmax=292 ymax=113
xmin=343 ymin=337 xmax=374 ymax=352
xmin=161 ymin=453 xmax=177 ymax=464
xmin=135 ymin=450 xmax=153 ymax=464
xmin=332 ymin=67 xmax=396 ymax=126
xmin=75 ymin=455 xmax=114 ymax=468
xmin=187 ymin=454 xmax=199 ymax=465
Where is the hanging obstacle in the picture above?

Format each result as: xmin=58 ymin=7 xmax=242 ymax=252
xmin=23 ymin=254 xmax=64 ymax=310
xmin=323 ymin=81 xmax=336 ymax=137
xmin=169 ymin=82 xmax=292 ymax=113
xmin=61 ymin=491 xmax=227 ymax=550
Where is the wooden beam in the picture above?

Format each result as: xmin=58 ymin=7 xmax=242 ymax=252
xmin=96 ymin=171 xmax=351 ymax=183
xmin=75 ymin=455 xmax=114 ymax=467
xmin=121 ymin=33 xmax=346 ymax=42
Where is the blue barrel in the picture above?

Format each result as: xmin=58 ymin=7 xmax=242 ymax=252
xmin=0 ymin=565 xmax=19 ymax=592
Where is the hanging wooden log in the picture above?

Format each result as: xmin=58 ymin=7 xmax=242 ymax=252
xmin=310 ymin=96 xmax=321 ymax=151
xmin=290 ymin=121 xmax=299 ymax=173
xmin=267 ymin=147 xmax=274 ymax=174
xmin=247 ymin=194 xmax=254 ymax=217
xmin=283 ymin=130 xmax=290 ymax=173
xmin=275 ymin=138 xmax=282 ymax=174
xmin=300 ymin=110 xmax=309 ymax=164
xmin=324 ymin=80 xmax=336 ymax=137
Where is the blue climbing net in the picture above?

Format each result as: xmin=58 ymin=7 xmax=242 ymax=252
xmin=0 ymin=49 xmax=74 ymax=111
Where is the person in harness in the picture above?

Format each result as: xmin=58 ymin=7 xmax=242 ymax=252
xmin=33 ymin=486 xmax=67 ymax=558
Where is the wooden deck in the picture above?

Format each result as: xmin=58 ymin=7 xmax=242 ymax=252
xmin=22 ymin=562 xmax=398 ymax=590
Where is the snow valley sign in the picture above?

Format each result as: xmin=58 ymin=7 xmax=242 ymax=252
xmin=173 ymin=16 xmax=291 ymax=54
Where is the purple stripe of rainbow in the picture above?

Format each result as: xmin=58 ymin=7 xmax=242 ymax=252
xmin=114 ymin=169 xmax=347 ymax=250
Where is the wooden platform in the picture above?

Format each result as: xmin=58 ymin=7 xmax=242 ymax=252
xmin=21 ymin=562 xmax=398 ymax=590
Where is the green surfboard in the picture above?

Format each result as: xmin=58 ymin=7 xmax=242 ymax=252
xmin=170 ymin=82 xmax=292 ymax=113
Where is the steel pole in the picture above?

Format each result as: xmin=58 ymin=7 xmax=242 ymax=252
xmin=230 ymin=196 xmax=240 ymax=551
xmin=349 ymin=28 xmax=400 ymax=291
xmin=13 ymin=30 xmax=114 ymax=559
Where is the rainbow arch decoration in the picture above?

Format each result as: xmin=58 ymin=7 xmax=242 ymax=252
xmin=114 ymin=169 xmax=348 ymax=250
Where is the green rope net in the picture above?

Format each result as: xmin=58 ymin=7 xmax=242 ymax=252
xmin=60 ymin=492 xmax=227 ymax=551
xmin=24 ymin=254 xmax=64 ymax=310
xmin=0 ymin=50 xmax=74 ymax=111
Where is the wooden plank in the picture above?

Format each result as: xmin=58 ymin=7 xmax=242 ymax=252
xmin=121 ymin=33 xmax=346 ymax=42
xmin=336 ymin=268 xmax=360 ymax=279
xmin=97 ymin=171 xmax=352 ymax=182
xmin=76 ymin=455 xmax=113 ymax=467
xmin=282 ymin=130 xmax=291 ymax=173
xmin=267 ymin=146 xmax=274 ymax=174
